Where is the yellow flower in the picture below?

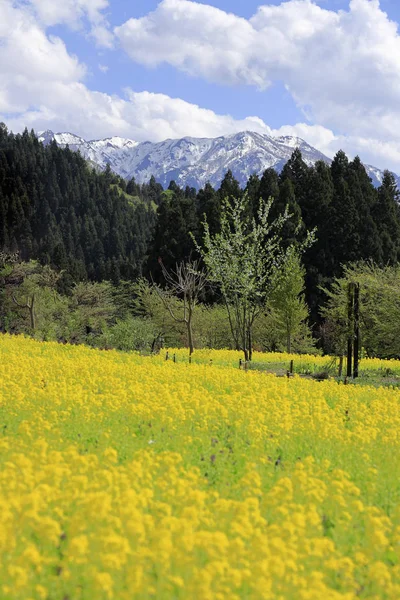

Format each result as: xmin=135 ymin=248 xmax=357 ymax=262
xmin=3 ymin=335 xmax=400 ymax=599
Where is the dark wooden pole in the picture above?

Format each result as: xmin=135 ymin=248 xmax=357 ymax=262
xmin=353 ymin=283 xmax=360 ymax=379
xmin=347 ymin=283 xmax=354 ymax=378
xmin=338 ymin=355 xmax=343 ymax=377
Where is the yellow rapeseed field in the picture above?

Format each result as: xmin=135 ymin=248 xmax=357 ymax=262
xmin=1 ymin=334 xmax=400 ymax=599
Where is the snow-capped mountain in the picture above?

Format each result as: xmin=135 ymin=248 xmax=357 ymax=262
xmin=37 ymin=130 xmax=399 ymax=190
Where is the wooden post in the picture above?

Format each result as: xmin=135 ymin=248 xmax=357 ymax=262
xmin=173 ymin=353 xmax=176 ymax=363
xmin=165 ymin=351 xmax=169 ymax=361
xmin=347 ymin=283 xmax=354 ymax=378
xmin=239 ymin=359 xmax=242 ymax=370
xmin=290 ymin=360 xmax=294 ymax=374
xmin=353 ymin=283 xmax=360 ymax=379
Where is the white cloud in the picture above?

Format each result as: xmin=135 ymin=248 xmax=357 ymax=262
xmin=2 ymin=86 xmax=269 ymax=142
xmin=18 ymin=0 xmax=113 ymax=47
xmin=3 ymin=0 xmax=400 ymax=174
xmin=114 ymin=0 xmax=400 ymax=151
xmin=98 ymin=63 xmax=109 ymax=73
xmin=115 ymin=0 xmax=269 ymax=87
xmin=0 ymin=1 xmax=85 ymax=113
xmin=0 ymin=0 xmax=328 ymax=145
xmin=271 ymin=123 xmax=337 ymax=155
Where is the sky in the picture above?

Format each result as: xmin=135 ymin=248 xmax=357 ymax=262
xmin=2 ymin=0 xmax=400 ymax=172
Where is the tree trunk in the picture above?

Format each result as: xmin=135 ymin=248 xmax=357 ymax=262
xmin=224 ymin=299 xmax=240 ymax=351
xmin=248 ymin=329 xmax=253 ymax=361
xmin=347 ymin=283 xmax=354 ymax=378
xmin=241 ymin=318 xmax=248 ymax=363
xmin=29 ymin=295 xmax=35 ymax=330
xmin=338 ymin=355 xmax=343 ymax=377
xmin=12 ymin=293 xmax=35 ymax=330
xmin=287 ymin=330 xmax=291 ymax=354
xmin=187 ymin=318 xmax=194 ymax=356
xmin=353 ymin=283 xmax=360 ymax=379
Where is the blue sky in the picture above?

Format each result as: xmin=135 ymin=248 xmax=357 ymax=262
xmin=2 ymin=0 xmax=400 ymax=172
xmin=48 ymin=0 xmax=362 ymax=128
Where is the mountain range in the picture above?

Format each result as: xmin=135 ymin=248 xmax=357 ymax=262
xmin=37 ymin=130 xmax=399 ymax=190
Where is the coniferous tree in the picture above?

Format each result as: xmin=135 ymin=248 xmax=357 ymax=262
xmin=218 ymin=170 xmax=242 ymax=203
xmin=244 ymin=174 xmax=261 ymax=219
xmin=280 ymin=148 xmax=310 ymax=209
xmin=329 ymin=150 xmax=360 ymax=270
xmin=197 ymin=183 xmax=220 ymax=236
xmin=259 ymin=168 xmax=280 ymax=204
xmin=272 ymin=178 xmax=303 ymax=247
xmin=301 ymin=161 xmax=334 ymax=324
xmin=374 ymin=171 xmax=400 ymax=264
xmin=146 ymin=187 xmax=199 ymax=282
xmin=348 ymin=157 xmax=382 ymax=263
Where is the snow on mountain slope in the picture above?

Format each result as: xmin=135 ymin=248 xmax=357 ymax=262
xmin=37 ymin=130 xmax=400 ymax=191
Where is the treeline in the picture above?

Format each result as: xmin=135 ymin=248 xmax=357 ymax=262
xmin=147 ymin=150 xmax=400 ymax=325
xmin=2 ymin=124 xmax=400 ymax=354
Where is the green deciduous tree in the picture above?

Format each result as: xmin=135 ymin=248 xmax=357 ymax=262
xmin=133 ymin=278 xmax=187 ymax=348
xmin=196 ymin=193 xmax=314 ymax=361
xmin=0 ymin=260 xmax=67 ymax=339
xmin=269 ymin=249 xmax=311 ymax=353
xmin=321 ymin=262 xmax=400 ymax=359
xmin=64 ymin=281 xmax=115 ymax=345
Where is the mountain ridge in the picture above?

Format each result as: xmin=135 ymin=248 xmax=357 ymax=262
xmin=37 ymin=129 xmax=399 ymax=190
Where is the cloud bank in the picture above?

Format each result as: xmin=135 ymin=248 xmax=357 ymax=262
xmin=2 ymin=0 xmax=400 ymax=173
xmin=115 ymin=0 xmax=400 ymax=170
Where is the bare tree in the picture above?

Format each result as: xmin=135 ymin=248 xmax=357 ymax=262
xmin=155 ymin=258 xmax=207 ymax=355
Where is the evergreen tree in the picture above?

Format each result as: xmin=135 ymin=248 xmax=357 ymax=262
xmin=280 ymin=148 xmax=310 ymax=209
xmin=197 ymin=183 xmax=220 ymax=236
xmin=373 ymin=171 xmax=400 ymax=264
xmin=259 ymin=168 xmax=280 ymax=204
xmin=348 ymin=157 xmax=382 ymax=263
xmin=301 ymin=161 xmax=334 ymax=325
xmin=329 ymin=150 xmax=360 ymax=270
xmin=272 ymin=178 xmax=303 ymax=247
xmin=146 ymin=189 xmax=199 ymax=282
xmin=218 ymin=170 xmax=242 ymax=203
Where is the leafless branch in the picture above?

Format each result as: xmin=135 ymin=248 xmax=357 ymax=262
xmin=155 ymin=258 xmax=208 ymax=355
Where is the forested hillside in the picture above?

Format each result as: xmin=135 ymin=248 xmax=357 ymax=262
xmin=2 ymin=124 xmax=400 ymax=333
xmin=0 ymin=124 xmax=156 ymax=286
